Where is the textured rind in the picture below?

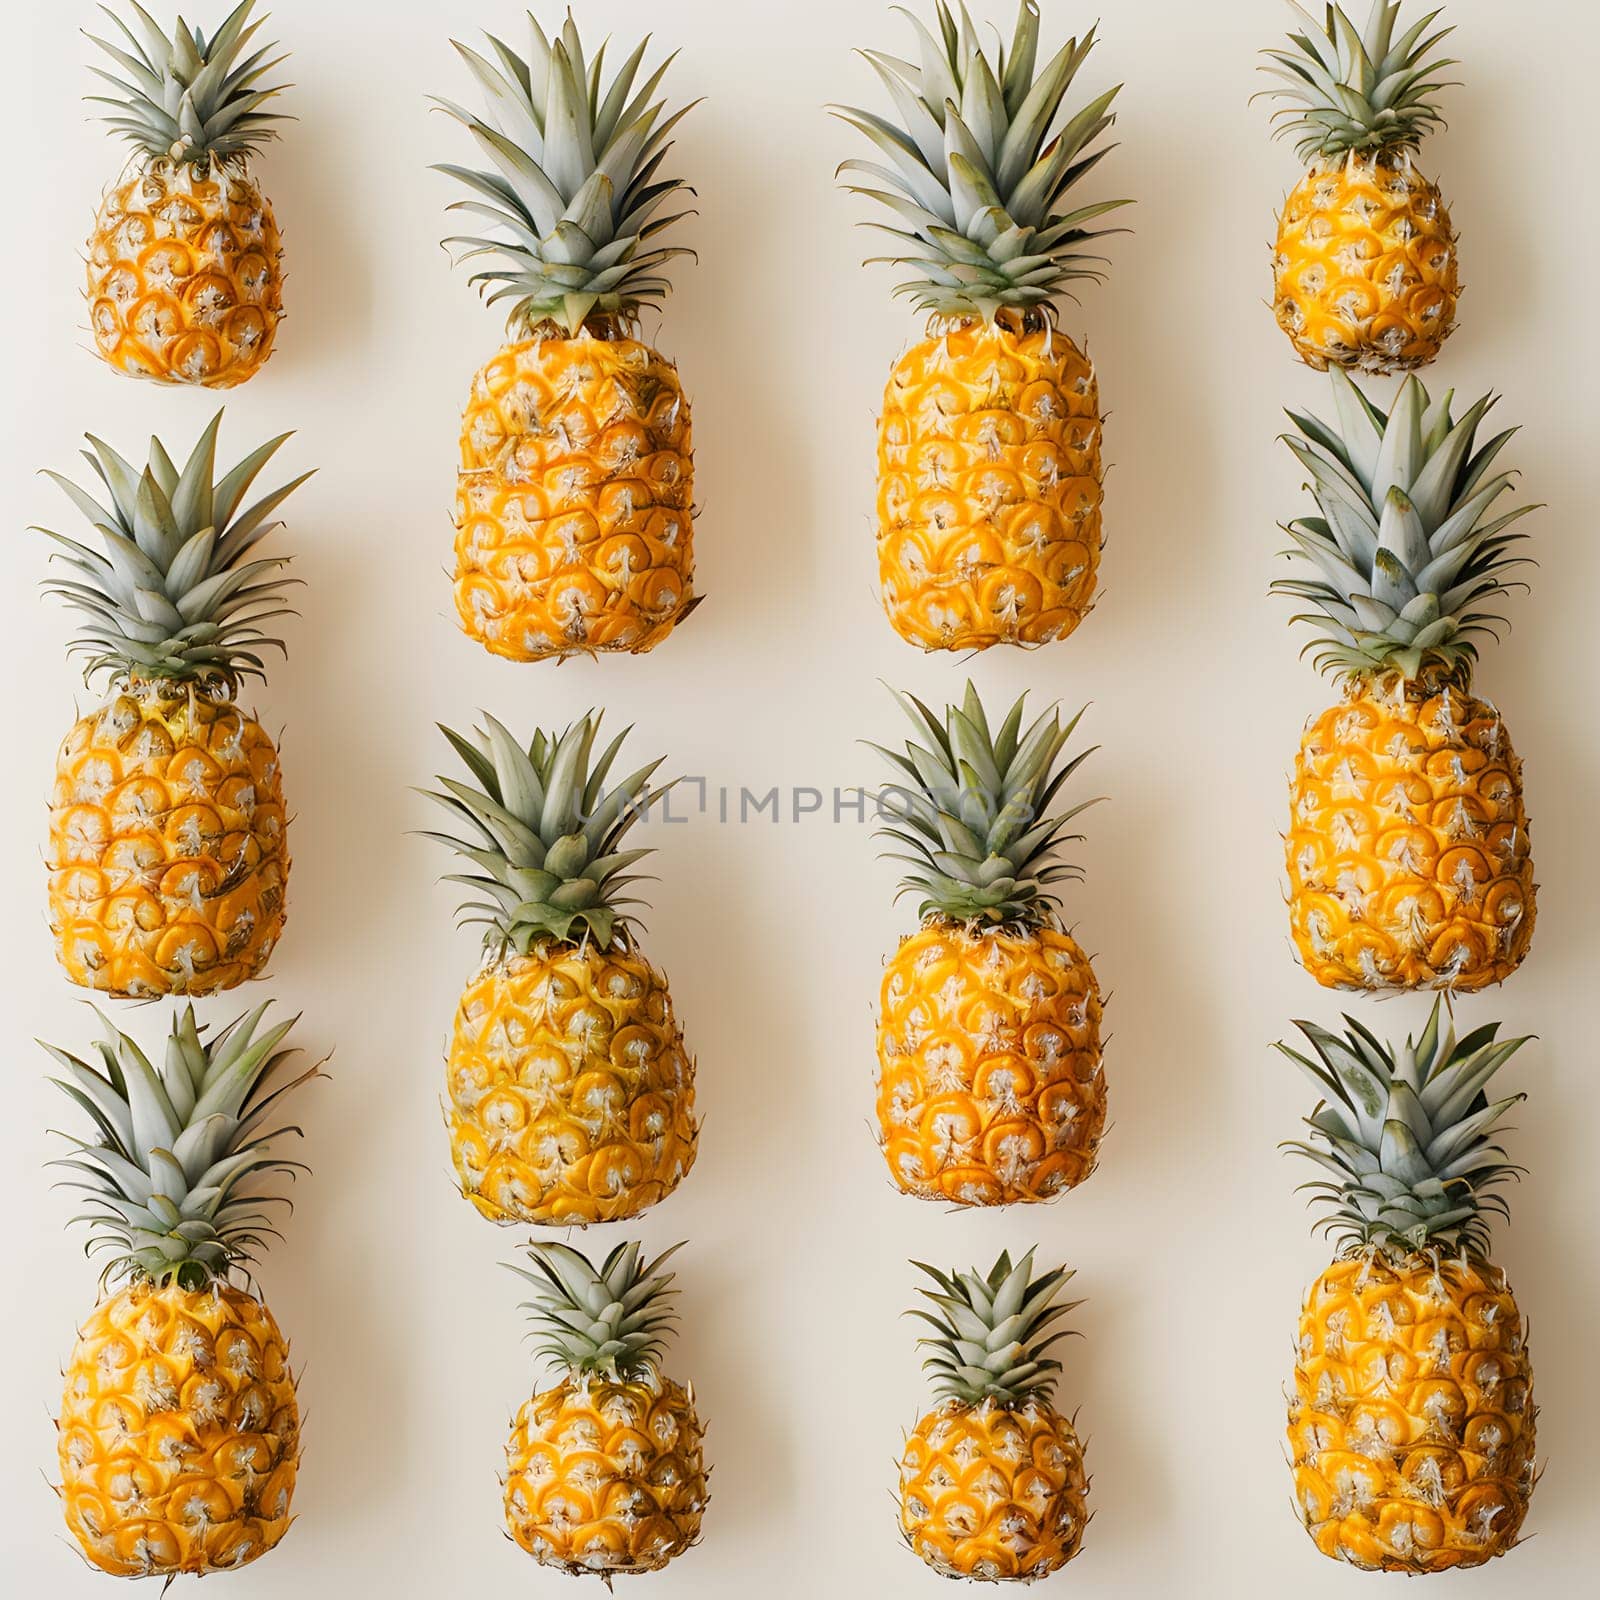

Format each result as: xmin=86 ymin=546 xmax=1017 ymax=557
xmin=87 ymin=159 xmax=282 ymax=388
xmin=58 ymin=1282 xmax=298 ymax=1578
xmin=505 ymin=1374 xmax=707 ymax=1575
xmin=877 ymin=319 xmax=1102 ymax=651
xmin=900 ymin=1400 xmax=1088 ymax=1580
xmin=877 ymin=921 xmax=1105 ymax=1205
xmin=1289 ymin=1254 xmax=1535 ymax=1573
xmin=453 ymin=333 xmax=695 ymax=659
xmin=1273 ymin=157 xmax=1457 ymax=373
xmin=447 ymin=946 xmax=697 ymax=1225
xmin=48 ymin=688 xmax=288 ymax=997
xmin=1287 ymin=682 xmax=1535 ymax=993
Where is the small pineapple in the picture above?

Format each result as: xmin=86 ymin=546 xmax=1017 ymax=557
xmin=433 ymin=11 xmax=699 ymax=661
xmin=47 ymin=1004 xmax=315 ymax=1578
xmin=1277 ymin=1001 xmax=1537 ymax=1571
xmin=35 ymin=412 xmax=308 ymax=996
xmin=504 ymin=1240 xmax=708 ymax=1576
xmin=1276 ymin=368 xmax=1537 ymax=992
xmin=834 ymin=1 xmax=1130 ymax=651
xmin=421 ymin=712 xmax=697 ymax=1225
xmin=86 ymin=0 xmax=288 ymax=386
xmin=1259 ymin=1 xmax=1459 ymax=371
xmin=872 ymin=683 xmax=1105 ymax=1204
xmin=899 ymin=1250 xmax=1090 ymax=1580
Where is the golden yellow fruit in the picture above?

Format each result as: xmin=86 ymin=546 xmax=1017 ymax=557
xmin=505 ymin=1373 xmax=707 ymax=1576
xmin=87 ymin=159 xmax=282 ymax=387
xmin=900 ymin=1399 xmax=1088 ymax=1580
xmin=1273 ymin=155 xmax=1457 ymax=373
xmin=58 ymin=1280 xmax=298 ymax=1579
xmin=453 ymin=322 xmax=696 ymax=660
xmin=446 ymin=943 xmax=697 ymax=1225
xmin=48 ymin=685 xmax=289 ymax=997
xmin=1287 ymin=677 xmax=1535 ymax=993
xmin=1289 ymin=1253 xmax=1535 ymax=1572
xmin=877 ymin=312 xmax=1102 ymax=650
xmin=876 ymin=919 xmax=1105 ymax=1204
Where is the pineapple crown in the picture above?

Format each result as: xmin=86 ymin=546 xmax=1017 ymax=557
xmin=1259 ymin=0 xmax=1455 ymax=162
xmin=1277 ymin=998 xmax=1528 ymax=1259
xmin=910 ymin=1250 xmax=1080 ymax=1408
xmin=1273 ymin=367 xmax=1535 ymax=686
xmin=832 ymin=0 xmax=1130 ymax=322
xmin=36 ymin=411 xmax=308 ymax=693
xmin=431 ymin=8 xmax=697 ymax=336
xmin=45 ymin=1004 xmax=317 ymax=1291
xmin=872 ymin=681 xmax=1096 ymax=931
xmin=422 ymin=711 xmax=667 ymax=957
xmin=88 ymin=0 xmax=290 ymax=169
xmin=510 ymin=1240 xmax=682 ymax=1382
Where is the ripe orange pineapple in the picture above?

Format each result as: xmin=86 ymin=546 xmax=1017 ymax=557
xmin=1276 ymin=368 xmax=1537 ymax=992
xmin=504 ymin=1241 xmax=708 ymax=1576
xmin=899 ymin=1251 xmax=1090 ymax=1579
xmin=1277 ymin=1003 xmax=1537 ymax=1571
xmin=422 ymin=712 xmax=697 ymax=1225
xmin=86 ymin=1 xmax=288 ymax=386
xmin=36 ymin=413 xmax=308 ymax=997
xmin=835 ymin=2 xmax=1130 ymax=650
xmin=47 ymin=1005 xmax=316 ymax=1578
xmin=434 ymin=13 xmax=699 ymax=661
xmin=1260 ymin=1 xmax=1459 ymax=371
xmin=872 ymin=682 xmax=1105 ymax=1204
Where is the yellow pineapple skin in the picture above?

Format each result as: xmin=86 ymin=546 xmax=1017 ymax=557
xmin=58 ymin=1281 xmax=298 ymax=1579
xmin=1273 ymin=155 xmax=1458 ymax=373
xmin=877 ymin=315 xmax=1102 ymax=651
xmin=1287 ymin=677 xmax=1535 ymax=993
xmin=1289 ymin=1253 xmax=1535 ymax=1573
xmin=877 ymin=919 xmax=1105 ymax=1205
xmin=87 ymin=159 xmax=282 ymax=388
xmin=447 ymin=945 xmax=697 ymax=1226
xmin=48 ymin=686 xmax=289 ymax=998
xmin=505 ymin=1373 xmax=707 ymax=1576
xmin=900 ymin=1400 xmax=1088 ymax=1580
xmin=453 ymin=327 xmax=695 ymax=660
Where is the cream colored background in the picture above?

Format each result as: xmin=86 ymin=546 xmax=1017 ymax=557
xmin=2 ymin=0 xmax=1595 ymax=1593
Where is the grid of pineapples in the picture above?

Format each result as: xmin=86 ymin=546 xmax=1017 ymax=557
xmin=21 ymin=0 xmax=1552 ymax=1588
xmin=1260 ymin=0 xmax=1541 ymax=1575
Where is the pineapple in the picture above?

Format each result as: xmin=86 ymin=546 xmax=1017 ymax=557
xmin=1259 ymin=1 xmax=1459 ymax=372
xmin=504 ymin=1240 xmax=707 ymax=1576
xmin=899 ymin=1250 xmax=1089 ymax=1579
xmin=1276 ymin=368 xmax=1537 ymax=992
xmin=834 ymin=1 xmax=1130 ymax=651
xmin=1277 ymin=1001 xmax=1536 ymax=1571
xmin=421 ymin=712 xmax=697 ymax=1225
xmin=433 ymin=12 xmax=699 ymax=661
xmin=35 ymin=412 xmax=308 ymax=997
xmin=46 ymin=1003 xmax=315 ymax=1578
xmin=86 ymin=0 xmax=288 ymax=387
xmin=872 ymin=682 xmax=1104 ymax=1204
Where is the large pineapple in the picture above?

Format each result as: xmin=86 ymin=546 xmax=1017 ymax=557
xmin=86 ymin=0 xmax=288 ymax=386
xmin=47 ymin=1003 xmax=315 ymax=1578
xmin=422 ymin=712 xmax=697 ymax=1225
xmin=433 ymin=12 xmax=699 ymax=661
xmin=1276 ymin=367 xmax=1536 ymax=992
xmin=835 ymin=1 xmax=1130 ymax=651
xmin=872 ymin=682 xmax=1105 ymax=1204
xmin=504 ymin=1240 xmax=708 ymax=1576
xmin=36 ymin=413 xmax=308 ymax=997
xmin=1260 ymin=0 xmax=1459 ymax=372
xmin=899 ymin=1250 xmax=1089 ymax=1580
xmin=1278 ymin=1001 xmax=1536 ymax=1571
